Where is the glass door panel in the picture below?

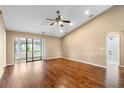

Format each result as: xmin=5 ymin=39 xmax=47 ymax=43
xmin=15 ymin=37 xmax=43 ymax=64
xmin=27 ymin=38 xmax=33 ymax=62
xmin=33 ymin=39 xmax=42 ymax=60
xmin=15 ymin=37 xmax=26 ymax=64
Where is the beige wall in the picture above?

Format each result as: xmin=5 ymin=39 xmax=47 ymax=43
xmin=0 ymin=12 xmax=6 ymax=77
xmin=61 ymin=6 xmax=124 ymax=66
xmin=120 ymin=31 xmax=124 ymax=66
xmin=4 ymin=5 xmax=124 ymax=67
xmin=6 ymin=31 xmax=61 ymax=65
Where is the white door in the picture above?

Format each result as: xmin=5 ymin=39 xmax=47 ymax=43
xmin=106 ymin=32 xmax=120 ymax=66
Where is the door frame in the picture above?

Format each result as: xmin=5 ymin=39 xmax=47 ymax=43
xmin=106 ymin=32 xmax=120 ymax=66
xmin=26 ymin=38 xmax=43 ymax=62
xmin=14 ymin=37 xmax=44 ymax=64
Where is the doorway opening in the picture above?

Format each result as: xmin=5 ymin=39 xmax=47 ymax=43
xmin=106 ymin=32 xmax=120 ymax=66
xmin=14 ymin=37 xmax=44 ymax=64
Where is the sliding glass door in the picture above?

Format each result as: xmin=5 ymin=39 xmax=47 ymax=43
xmin=15 ymin=37 xmax=43 ymax=64
xmin=26 ymin=38 xmax=33 ymax=62
xmin=15 ymin=38 xmax=26 ymax=64
xmin=33 ymin=39 xmax=42 ymax=61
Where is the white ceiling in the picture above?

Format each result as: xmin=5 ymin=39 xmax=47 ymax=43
xmin=0 ymin=5 xmax=112 ymax=37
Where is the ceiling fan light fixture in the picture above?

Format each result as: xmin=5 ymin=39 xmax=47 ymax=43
xmin=46 ymin=10 xmax=71 ymax=27
xmin=60 ymin=15 xmax=63 ymax=19
xmin=59 ymin=21 xmax=63 ymax=25
xmin=70 ymin=22 xmax=73 ymax=26
xmin=54 ymin=22 xmax=57 ymax=25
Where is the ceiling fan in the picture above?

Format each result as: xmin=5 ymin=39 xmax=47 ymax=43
xmin=46 ymin=10 xmax=71 ymax=27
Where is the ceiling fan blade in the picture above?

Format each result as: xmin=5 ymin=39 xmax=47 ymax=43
xmin=50 ymin=23 xmax=55 ymax=26
xmin=62 ymin=20 xmax=71 ymax=23
xmin=46 ymin=18 xmax=55 ymax=21
xmin=60 ymin=15 xmax=63 ymax=19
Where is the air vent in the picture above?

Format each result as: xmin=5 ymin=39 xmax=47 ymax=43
xmin=42 ymin=32 xmax=45 ymax=34
xmin=89 ymin=14 xmax=94 ymax=18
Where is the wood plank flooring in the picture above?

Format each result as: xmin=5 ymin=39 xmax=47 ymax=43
xmin=0 ymin=58 xmax=124 ymax=88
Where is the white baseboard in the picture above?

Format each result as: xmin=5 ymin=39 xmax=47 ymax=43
xmin=6 ymin=63 xmax=14 ymax=67
xmin=62 ymin=57 xmax=106 ymax=68
xmin=45 ymin=56 xmax=62 ymax=60
xmin=120 ymin=65 xmax=124 ymax=68
xmin=0 ymin=68 xmax=4 ymax=79
xmin=5 ymin=56 xmax=107 ymax=68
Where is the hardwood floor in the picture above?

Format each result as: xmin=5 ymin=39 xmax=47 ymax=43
xmin=0 ymin=58 xmax=124 ymax=88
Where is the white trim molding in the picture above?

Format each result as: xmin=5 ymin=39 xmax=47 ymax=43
xmin=62 ymin=57 xmax=106 ymax=68
xmin=5 ymin=56 xmax=107 ymax=68
xmin=6 ymin=63 xmax=14 ymax=67
xmin=120 ymin=65 xmax=124 ymax=68
xmin=0 ymin=68 xmax=4 ymax=79
xmin=45 ymin=56 xmax=62 ymax=60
